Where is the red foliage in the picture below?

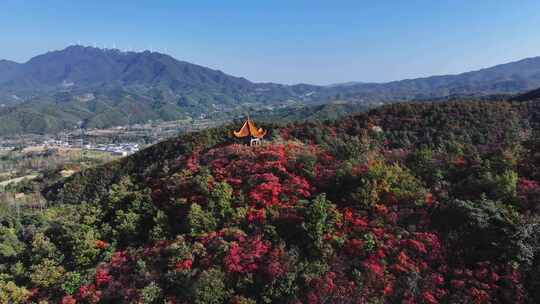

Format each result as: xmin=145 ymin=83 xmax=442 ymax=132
xmin=249 ymin=173 xmax=282 ymax=207
xmin=201 ymin=143 xmax=327 ymax=209
xmin=519 ymin=178 xmax=539 ymax=192
xmin=517 ymin=178 xmax=540 ymax=211
xmin=422 ymin=291 xmax=438 ymax=304
xmin=175 ymin=259 xmax=193 ymax=271
xmin=61 ymin=295 xmax=77 ymax=304
xmin=110 ymin=251 xmax=129 ymax=268
xmin=185 ymin=151 xmax=200 ymax=172
xmin=78 ymin=284 xmax=101 ymax=303
xmin=97 ymin=140 xmax=528 ymax=303
xmin=224 ymin=236 xmax=270 ymax=274
xmin=425 ymin=192 xmax=435 ymax=205
xmin=94 ymin=240 xmax=109 ymax=249
xmin=344 ymin=238 xmax=364 ymax=256
xmin=95 ymin=268 xmax=112 ymax=286
xmin=452 ymin=156 xmax=467 ymax=167
xmin=363 ymin=257 xmax=385 ymax=278
xmin=246 ymin=207 xmax=266 ymax=224
xmin=306 ymin=271 xmax=357 ymax=304
xmin=263 ymin=247 xmax=288 ymax=279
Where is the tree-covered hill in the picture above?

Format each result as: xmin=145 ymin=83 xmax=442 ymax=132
xmin=512 ymin=86 xmax=540 ymax=102
xmin=5 ymin=98 xmax=540 ymax=303
xmin=0 ymin=87 xmax=190 ymax=134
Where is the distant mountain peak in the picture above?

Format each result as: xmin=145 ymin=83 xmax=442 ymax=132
xmin=0 ymin=44 xmax=260 ymax=91
xmin=0 ymin=59 xmax=18 ymax=64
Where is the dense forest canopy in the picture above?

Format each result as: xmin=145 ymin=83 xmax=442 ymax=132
xmin=4 ymin=98 xmax=540 ymax=303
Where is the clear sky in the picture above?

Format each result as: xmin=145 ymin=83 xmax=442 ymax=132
xmin=1 ymin=0 xmax=540 ymax=85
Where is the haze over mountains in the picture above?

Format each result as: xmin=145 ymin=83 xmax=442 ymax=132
xmin=0 ymin=45 xmax=314 ymax=104
xmin=1 ymin=45 xmax=540 ymax=135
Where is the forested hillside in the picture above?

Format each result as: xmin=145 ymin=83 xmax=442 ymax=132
xmin=4 ymin=99 xmax=540 ymax=303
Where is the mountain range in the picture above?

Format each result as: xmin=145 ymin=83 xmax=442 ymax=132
xmin=1 ymin=45 xmax=540 ymax=135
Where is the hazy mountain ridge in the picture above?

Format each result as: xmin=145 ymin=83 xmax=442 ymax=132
xmin=1 ymin=45 xmax=540 ymax=135
xmin=326 ymin=56 xmax=540 ymax=102
xmin=0 ymin=46 xmax=320 ymax=109
xmin=1 ymin=46 xmax=249 ymax=90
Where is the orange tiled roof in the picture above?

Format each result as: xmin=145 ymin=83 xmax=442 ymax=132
xmin=233 ymin=119 xmax=267 ymax=139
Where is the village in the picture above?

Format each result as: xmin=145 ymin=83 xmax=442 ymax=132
xmin=0 ymin=116 xmax=231 ymax=202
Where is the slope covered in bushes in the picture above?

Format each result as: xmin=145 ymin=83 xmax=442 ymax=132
xmin=4 ymin=100 xmax=540 ymax=303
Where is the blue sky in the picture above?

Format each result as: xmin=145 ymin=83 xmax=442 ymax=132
xmin=1 ymin=0 xmax=540 ymax=85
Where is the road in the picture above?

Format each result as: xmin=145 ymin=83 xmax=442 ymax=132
xmin=0 ymin=174 xmax=38 ymax=187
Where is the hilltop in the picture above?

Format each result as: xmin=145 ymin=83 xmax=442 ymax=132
xmin=3 ymin=97 xmax=540 ymax=302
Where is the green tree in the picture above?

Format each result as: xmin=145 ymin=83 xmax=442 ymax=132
xmin=434 ymin=197 xmax=526 ymax=264
xmin=354 ymin=160 xmax=426 ymax=207
xmin=0 ymin=280 xmax=30 ymax=304
xmin=0 ymin=227 xmax=24 ymax=263
xmin=30 ymin=232 xmax=62 ymax=264
xmin=192 ymin=268 xmax=229 ymax=304
xmin=107 ymin=177 xmax=160 ymax=245
xmin=61 ymin=272 xmax=83 ymax=295
xmin=30 ymin=258 xmax=66 ymax=289
xmin=301 ymin=194 xmax=340 ymax=257
xmin=187 ymin=203 xmax=216 ymax=236
xmin=141 ymin=281 xmax=163 ymax=304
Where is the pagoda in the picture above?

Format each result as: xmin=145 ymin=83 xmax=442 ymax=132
xmin=233 ymin=118 xmax=267 ymax=146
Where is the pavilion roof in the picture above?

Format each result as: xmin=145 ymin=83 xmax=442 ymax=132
xmin=233 ymin=119 xmax=267 ymax=139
